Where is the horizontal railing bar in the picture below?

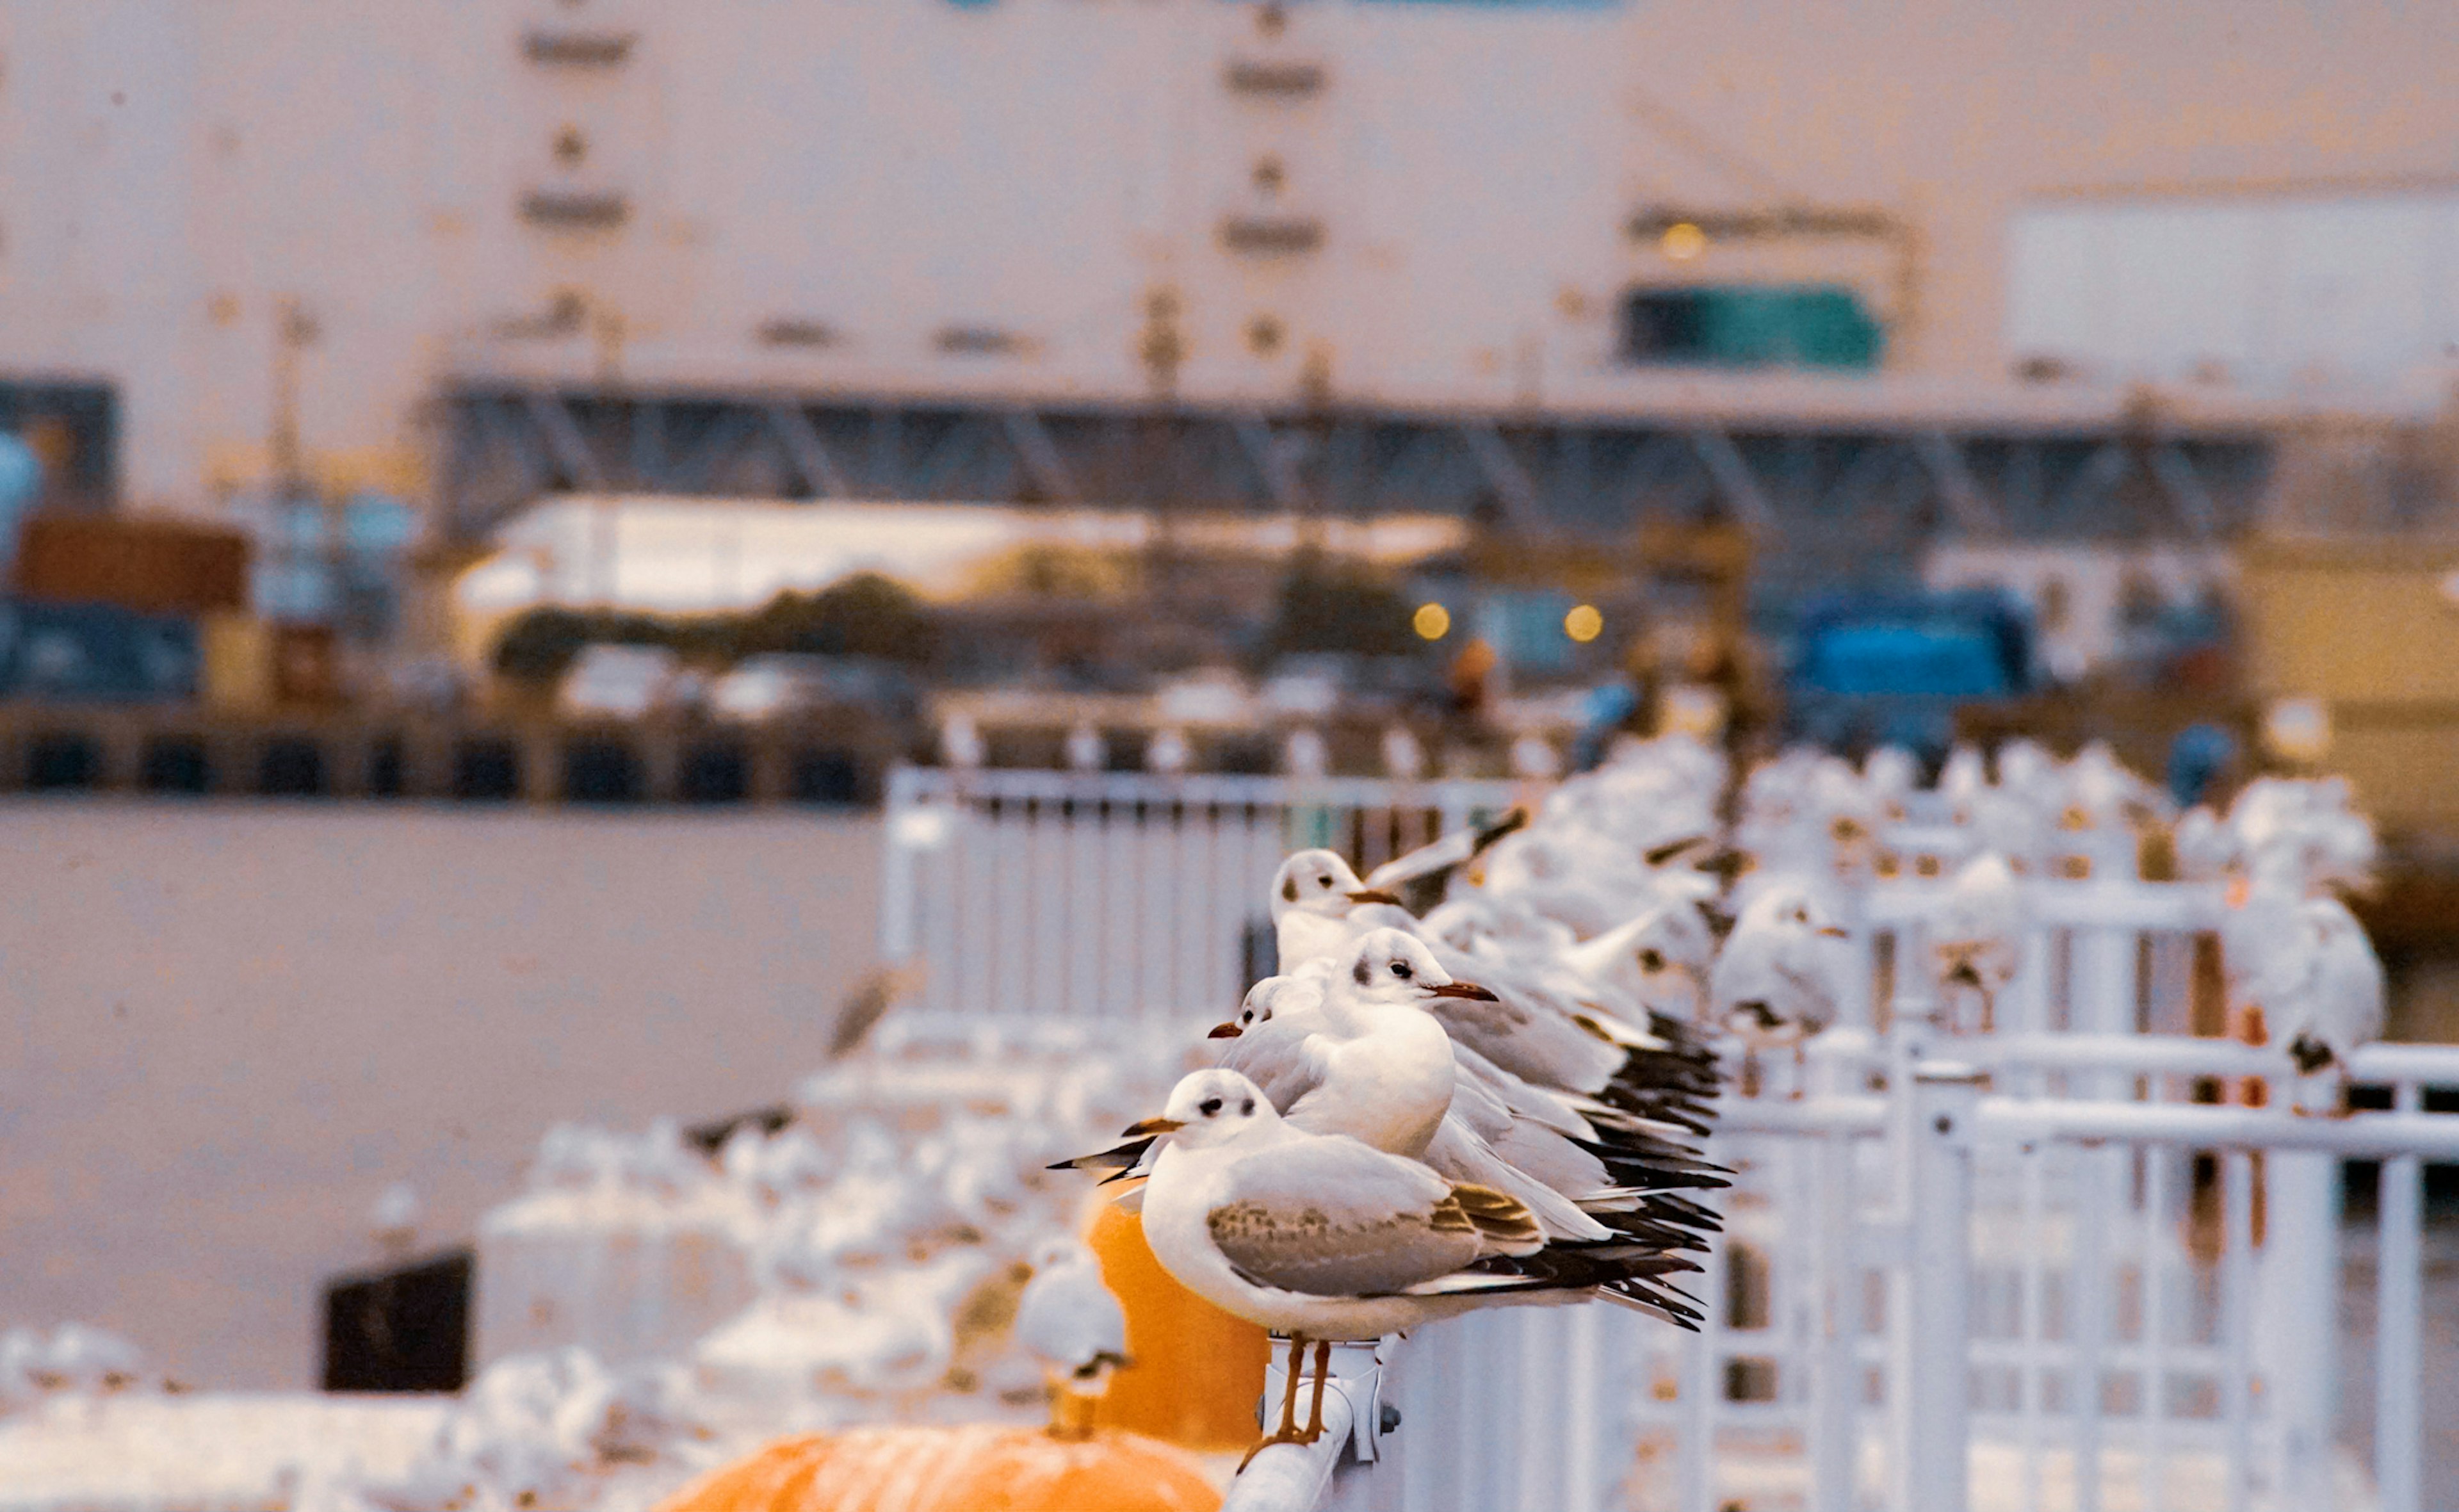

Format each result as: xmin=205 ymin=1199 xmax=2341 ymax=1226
xmin=1796 ymin=1029 xmax=2459 ymax=1088
xmin=895 ymin=764 xmax=1523 ymax=811
xmin=1858 ymin=878 xmax=2227 ymax=932
xmin=1712 ymin=1084 xmax=2459 ymax=1155
xmin=1972 ymin=1099 xmax=2459 ymax=1158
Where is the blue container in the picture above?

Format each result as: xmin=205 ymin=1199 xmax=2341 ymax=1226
xmin=0 ymin=597 xmax=200 ymax=703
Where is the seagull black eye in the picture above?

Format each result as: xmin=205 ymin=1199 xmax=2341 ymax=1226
xmin=1198 ymin=1097 xmax=1224 ymax=1116
xmin=1240 ymin=1098 xmax=1256 ymax=1116
xmin=1317 ymin=874 xmax=1333 ymax=888
xmin=1639 ymin=948 xmax=1666 ymax=972
xmin=1390 ymin=961 xmax=1411 ymax=979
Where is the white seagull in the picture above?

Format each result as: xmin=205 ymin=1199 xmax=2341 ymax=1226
xmin=1708 ymin=882 xmax=1854 ymax=1048
xmin=1129 ymin=1069 xmax=1690 ymax=1459
xmin=1012 ymin=1239 xmax=1130 ymax=1438
xmin=1929 ymin=852 xmax=2024 ymax=1034
xmin=1269 ymin=849 xmax=1406 ymax=971
xmin=2231 ymin=893 xmax=2386 ymax=1113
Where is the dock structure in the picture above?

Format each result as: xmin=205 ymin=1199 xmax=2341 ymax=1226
xmin=437 ymin=380 xmax=2280 ymax=574
xmin=0 ymin=707 xmax=901 ymax=807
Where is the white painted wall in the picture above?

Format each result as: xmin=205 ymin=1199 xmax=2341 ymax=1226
xmin=2008 ymin=191 xmax=2459 ymax=396
xmin=1 ymin=0 xmax=2451 ymax=520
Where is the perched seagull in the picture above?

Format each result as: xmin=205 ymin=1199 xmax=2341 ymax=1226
xmin=2230 ymin=893 xmax=2386 ymax=1114
xmin=370 ymin=1182 xmax=422 ymax=1261
xmin=1214 ymin=932 xmax=1641 ymax=1243
xmin=1929 ymin=852 xmax=2024 ymax=1034
xmin=1269 ymin=849 xmax=1405 ymax=970
xmin=1126 ymin=1069 xmax=1694 ymax=1459
xmin=1064 ymin=722 xmax=1107 ymax=774
xmin=1708 ymin=882 xmax=1853 ymax=1049
xmin=1013 ymin=1239 xmax=1130 ymax=1439
xmin=1363 ymin=807 xmax=1529 ymax=916
xmin=1219 ymin=931 xmax=1476 ymax=1160
xmin=1559 ymin=902 xmax=1720 ymax=1024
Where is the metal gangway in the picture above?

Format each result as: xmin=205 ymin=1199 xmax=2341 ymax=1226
xmin=877 ymin=765 xmax=2458 ymax=1512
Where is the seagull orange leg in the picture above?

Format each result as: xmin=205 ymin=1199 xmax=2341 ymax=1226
xmin=1299 ymin=1340 xmax=1333 ymax=1445
xmin=1238 ymin=1334 xmax=1313 ymax=1471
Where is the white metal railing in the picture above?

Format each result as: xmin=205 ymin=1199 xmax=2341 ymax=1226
xmin=879 ymin=765 xmax=1525 ymax=1020
xmin=873 ymin=766 xmax=2457 ymax=1512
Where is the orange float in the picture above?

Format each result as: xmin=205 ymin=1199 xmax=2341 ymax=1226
xmin=1079 ymin=1193 xmax=1271 ymax=1451
xmin=656 ymin=1424 xmax=1220 ymax=1512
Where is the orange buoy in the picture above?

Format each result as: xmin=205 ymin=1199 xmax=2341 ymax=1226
xmin=656 ymin=1424 xmax=1220 ymax=1512
xmin=1080 ymin=1194 xmax=1270 ymax=1451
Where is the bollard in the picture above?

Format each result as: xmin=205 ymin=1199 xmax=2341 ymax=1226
xmin=1899 ymin=1062 xmax=1981 ymax=1512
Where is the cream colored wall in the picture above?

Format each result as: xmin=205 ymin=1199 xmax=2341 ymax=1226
xmin=0 ymin=0 xmax=2447 ymax=516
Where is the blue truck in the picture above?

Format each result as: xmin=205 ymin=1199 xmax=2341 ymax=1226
xmin=1782 ymin=590 xmax=2035 ymax=760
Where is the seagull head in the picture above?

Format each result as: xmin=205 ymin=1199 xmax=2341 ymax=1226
xmin=1269 ymin=849 xmax=1395 ymax=923
xmin=1736 ymin=882 xmax=1849 ymax=945
xmin=1213 ymin=973 xmax=1320 ymax=1038
xmin=1028 ymin=1238 xmax=1091 ymax=1273
xmin=1342 ymin=928 xmax=1497 ymax=1009
xmin=1131 ymin=1069 xmax=1279 ymax=1151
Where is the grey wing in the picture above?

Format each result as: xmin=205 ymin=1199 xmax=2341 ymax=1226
xmin=1206 ymin=1138 xmax=1486 ymax=1297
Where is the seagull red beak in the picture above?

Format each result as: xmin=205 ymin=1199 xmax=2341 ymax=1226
xmin=1346 ymin=888 xmax=1406 ymax=906
xmin=1427 ymin=980 xmax=1500 ymax=1001
xmin=1207 ymin=1022 xmax=1243 ymax=1039
xmin=1121 ymin=1116 xmax=1185 ymax=1137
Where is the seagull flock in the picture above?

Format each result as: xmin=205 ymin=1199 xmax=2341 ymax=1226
xmin=1051 ymin=731 xmax=2392 ymax=1461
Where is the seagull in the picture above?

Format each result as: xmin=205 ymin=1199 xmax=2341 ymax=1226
xmin=1217 ymin=931 xmax=1475 ymax=1160
xmin=1128 ymin=1069 xmax=1696 ymax=1461
xmin=1558 ymin=902 xmax=1720 ymax=1024
xmin=1708 ymin=882 xmax=1853 ymax=1050
xmin=370 ymin=1182 xmax=422 ymax=1261
xmin=1212 ymin=932 xmax=1656 ymax=1244
xmin=1064 ymin=722 xmax=1107 ymax=774
xmin=2228 ymin=893 xmax=2386 ymax=1114
xmin=1929 ymin=852 xmax=2024 ymax=1034
xmin=1013 ymin=1239 xmax=1130 ymax=1439
xmin=1268 ymin=849 xmax=1405 ymax=970
xmin=1363 ymin=807 xmax=1529 ymax=916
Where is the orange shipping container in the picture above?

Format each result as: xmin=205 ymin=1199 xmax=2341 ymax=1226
xmin=12 ymin=512 xmax=250 ymax=615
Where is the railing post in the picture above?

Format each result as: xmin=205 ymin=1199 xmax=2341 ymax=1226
xmin=1901 ymin=1062 xmax=1981 ymax=1512
xmin=1225 ymin=1338 xmax=1390 ymax=1512
xmin=2257 ymin=1146 xmax=2339 ymax=1510
xmin=2377 ymin=1082 xmax=2424 ymax=1512
xmin=877 ymin=767 xmax=946 ymax=966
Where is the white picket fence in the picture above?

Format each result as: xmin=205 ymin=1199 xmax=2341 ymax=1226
xmin=876 ymin=765 xmax=2459 ymax=1512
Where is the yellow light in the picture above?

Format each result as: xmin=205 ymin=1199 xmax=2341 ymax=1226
xmin=1564 ymin=603 xmax=1603 ymax=643
xmin=1413 ymin=603 xmax=1451 ymax=640
xmin=1660 ymin=222 xmax=1707 ymax=261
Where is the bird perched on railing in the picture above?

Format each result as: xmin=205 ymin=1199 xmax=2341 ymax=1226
xmin=2225 ymin=891 xmax=2386 ymax=1114
xmin=1928 ymin=852 xmax=2024 ymax=1035
xmin=369 ymin=1181 xmax=422 ymax=1262
xmin=1709 ymin=882 xmax=1853 ymax=1093
xmin=1120 ymin=1068 xmax=1697 ymax=1462
xmin=1012 ymin=1239 xmax=1129 ymax=1440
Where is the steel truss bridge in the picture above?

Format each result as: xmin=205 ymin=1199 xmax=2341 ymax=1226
xmin=437 ymin=382 xmax=2275 ymax=574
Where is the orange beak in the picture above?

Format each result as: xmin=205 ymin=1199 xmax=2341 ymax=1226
xmin=1206 ymin=1022 xmax=1243 ymax=1039
xmin=1346 ymin=888 xmax=1406 ymax=906
xmin=1121 ymin=1116 xmax=1185 ymax=1137
xmin=1427 ymin=980 xmax=1500 ymax=1001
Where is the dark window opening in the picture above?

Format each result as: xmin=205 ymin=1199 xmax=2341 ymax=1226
xmin=1618 ymin=284 xmax=1883 ymax=371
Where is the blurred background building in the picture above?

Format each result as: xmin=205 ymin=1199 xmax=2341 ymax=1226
xmin=2 ymin=0 xmax=2452 ymax=523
